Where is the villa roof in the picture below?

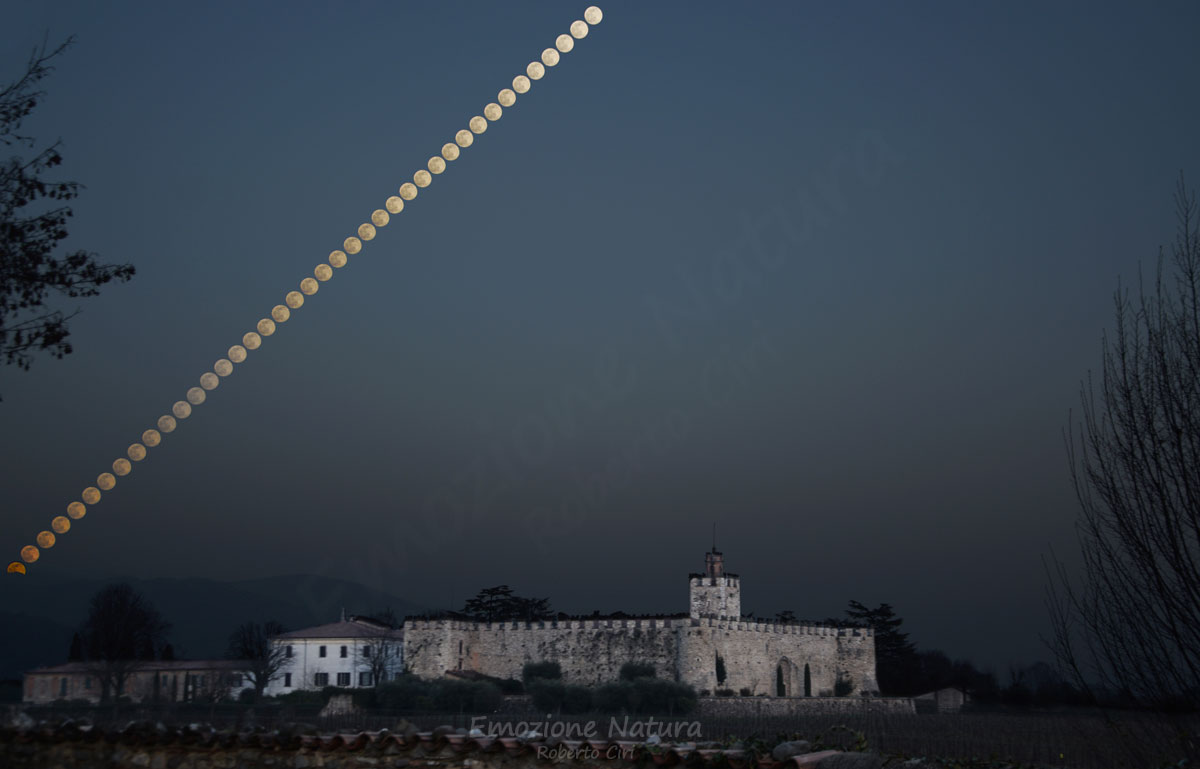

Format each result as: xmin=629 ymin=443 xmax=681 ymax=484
xmin=273 ymin=619 xmax=403 ymax=641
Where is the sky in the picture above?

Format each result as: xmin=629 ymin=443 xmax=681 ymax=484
xmin=2 ymin=1 xmax=1199 ymax=674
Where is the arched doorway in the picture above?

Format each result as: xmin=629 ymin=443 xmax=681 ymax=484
xmin=776 ymin=657 xmax=801 ymax=696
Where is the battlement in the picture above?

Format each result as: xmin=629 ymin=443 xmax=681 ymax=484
xmin=401 ymin=548 xmax=876 ymax=698
xmin=403 ymin=616 xmax=691 ymax=632
xmin=402 ymin=615 xmax=873 ymax=638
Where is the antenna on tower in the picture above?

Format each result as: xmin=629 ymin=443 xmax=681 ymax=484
xmin=712 ymin=523 xmax=717 ymax=552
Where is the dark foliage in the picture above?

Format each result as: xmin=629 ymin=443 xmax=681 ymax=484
xmin=522 ymin=661 xmax=562 ymax=685
xmin=364 ymin=674 xmax=500 ymax=712
xmin=619 ymin=661 xmax=656 ymax=681
xmin=78 ymin=583 xmax=170 ymax=702
xmin=461 ymin=585 xmax=553 ymax=622
xmin=225 ymin=620 xmax=287 ymax=697
xmin=845 ymin=600 xmax=917 ymax=694
xmin=528 ymin=679 xmax=593 ymax=714
xmin=1048 ymin=175 xmax=1200 ymax=769
xmin=1 ymin=37 xmax=135 ymax=385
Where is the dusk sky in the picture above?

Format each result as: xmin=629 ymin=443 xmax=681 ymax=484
xmin=3 ymin=1 xmax=1199 ymax=674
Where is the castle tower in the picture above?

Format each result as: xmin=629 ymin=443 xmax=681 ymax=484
xmin=689 ymin=548 xmax=741 ymax=619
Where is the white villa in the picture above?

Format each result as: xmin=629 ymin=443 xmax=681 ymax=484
xmin=264 ymin=614 xmax=404 ymax=696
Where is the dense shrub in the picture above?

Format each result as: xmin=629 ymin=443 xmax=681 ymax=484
xmin=528 ymin=679 xmax=591 ymax=714
xmin=834 ymin=676 xmax=854 ymax=697
xmin=491 ymin=676 xmax=524 ymax=694
xmin=715 ymin=688 xmax=735 ymax=697
xmin=594 ymin=681 xmax=636 ymax=712
xmin=596 ymin=678 xmax=697 ymax=714
xmin=435 ymin=678 xmax=502 ymax=712
xmin=619 ymin=662 xmax=656 ymax=681
xmin=272 ymin=688 xmax=327 ymax=705
xmin=522 ymin=661 xmax=562 ymax=685
xmin=374 ymin=675 xmax=436 ymax=711
xmin=563 ymin=684 xmax=592 ymax=714
xmin=371 ymin=675 xmax=500 ymax=712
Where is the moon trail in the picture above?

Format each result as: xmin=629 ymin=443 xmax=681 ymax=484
xmin=7 ymin=5 xmax=605 ymax=576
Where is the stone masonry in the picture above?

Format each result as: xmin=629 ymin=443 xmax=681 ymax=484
xmin=403 ymin=550 xmax=878 ymax=697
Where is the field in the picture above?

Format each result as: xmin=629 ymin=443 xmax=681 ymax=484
xmin=14 ymin=703 xmax=1197 ymax=769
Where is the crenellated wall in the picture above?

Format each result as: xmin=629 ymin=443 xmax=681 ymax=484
xmin=689 ymin=576 xmax=741 ymax=619
xmin=403 ymin=617 xmax=876 ymax=696
xmin=403 ymin=552 xmax=876 ymax=697
xmin=404 ymin=618 xmax=683 ymax=685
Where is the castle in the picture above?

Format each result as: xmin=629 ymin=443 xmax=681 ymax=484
xmin=404 ymin=549 xmax=878 ymax=697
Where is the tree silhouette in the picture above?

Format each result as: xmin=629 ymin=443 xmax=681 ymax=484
xmin=462 ymin=585 xmax=553 ymax=622
xmin=78 ymin=583 xmax=170 ymax=702
xmin=225 ymin=620 xmax=288 ymax=699
xmin=67 ymin=632 xmax=82 ymax=661
xmin=1 ymin=36 xmax=134 ymax=386
xmin=845 ymin=600 xmax=917 ymax=694
xmin=1048 ymin=176 xmax=1200 ymax=764
xmin=352 ymin=611 xmax=403 ymax=688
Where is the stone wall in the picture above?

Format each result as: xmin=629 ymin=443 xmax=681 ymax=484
xmin=696 ymin=695 xmax=915 ymax=718
xmin=0 ymin=725 xmax=871 ymax=769
xmin=403 ymin=619 xmax=876 ymax=696
xmin=678 ymin=621 xmax=876 ymax=696
xmin=688 ymin=576 xmax=741 ymax=619
xmin=404 ymin=619 xmax=682 ymax=685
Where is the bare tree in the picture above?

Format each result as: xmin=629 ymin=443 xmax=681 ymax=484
xmin=355 ymin=610 xmax=403 ymax=687
xmin=78 ymin=583 xmax=170 ymax=703
xmin=1048 ymin=176 xmax=1200 ymax=764
xmin=226 ymin=620 xmax=287 ymax=699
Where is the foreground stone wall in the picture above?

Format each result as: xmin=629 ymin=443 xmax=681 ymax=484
xmin=0 ymin=725 xmax=876 ymax=769
xmin=696 ymin=695 xmax=915 ymax=718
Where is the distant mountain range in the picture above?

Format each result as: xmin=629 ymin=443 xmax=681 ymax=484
xmin=0 ymin=574 xmax=425 ymax=681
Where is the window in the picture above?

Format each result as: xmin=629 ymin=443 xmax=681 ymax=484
xmin=363 ymin=645 xmax=372 ymax=658
xmin=285 ymin=645 xmax=293 ymax=658
xmin=314 ymin=673 xmax=329 ymax=686
xmin=359 ymin=672 xmax=373 ymax=687
xmin=84 ymin=677 xmax=91 ymax=689
xmin=336 ymin=672 xmax=350 ymax=687
xmin=284 ymin=673 xmax=292 ymax=688
xmin=340 ymin=645 xmax=347 ymax=658
xmin=60 ymin=678 xmax=67 ymax=697
xmin=319 ymin=645 xmax=326 ymax=658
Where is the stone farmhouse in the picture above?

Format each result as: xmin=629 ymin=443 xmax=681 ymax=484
xmin=23 ymin=660 xmax=254 ymax=705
